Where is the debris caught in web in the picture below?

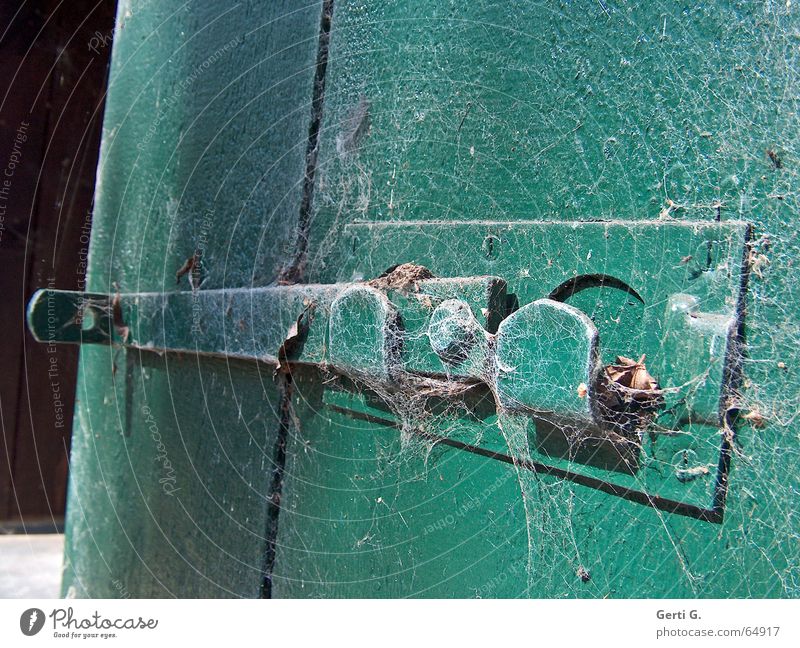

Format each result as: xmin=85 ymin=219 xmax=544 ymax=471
xmin=596 ymin=355 xmax=664 ymax=434
xmin=366 ymin=263 xmax=434 ymax=292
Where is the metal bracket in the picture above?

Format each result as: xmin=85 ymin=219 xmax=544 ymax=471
xmin=27 ymin=219 xmax=751 ymax=517
xmin=333 ymin=219 xmax=751 ymax=516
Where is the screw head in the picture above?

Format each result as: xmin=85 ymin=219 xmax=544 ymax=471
xmin=482 ymin=234 xmax=500 ymax=260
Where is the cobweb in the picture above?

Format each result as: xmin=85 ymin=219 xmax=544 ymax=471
xmin=277 ymin=0 xmax=800 ymax=597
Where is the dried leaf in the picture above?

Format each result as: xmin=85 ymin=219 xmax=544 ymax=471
xmin=175 ymin=255 xmax=195 ymax=284
xmin=176 ymin=251 xmax=204 ymax=289
xmin=596 ymin=354 xmax=663 ymax=434
xmin=743 ymin=410 xmax=766 ymax=428
xmin=766 ymin=148 xmax=782 ymax=169
xmin=605 ymin=355 xmax=660 ymax=395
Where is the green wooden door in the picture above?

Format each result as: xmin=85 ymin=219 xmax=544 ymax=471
xmin=55 ymin=1 xmax=799 ymax=598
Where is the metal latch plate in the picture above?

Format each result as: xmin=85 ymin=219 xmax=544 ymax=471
xmin=336 ymin=220 xmax=750 ymax=517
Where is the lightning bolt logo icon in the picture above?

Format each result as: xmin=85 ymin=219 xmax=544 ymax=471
xmin=28 ymin=610 xmax=38 ymax=631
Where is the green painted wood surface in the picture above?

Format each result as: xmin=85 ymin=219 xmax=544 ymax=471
xmin=62 ymin=0 xmax=326 ymax=597
xmin=65 ymin=352 xmax=283 ymax=597
xmin=274 ymin=1 xmax=800 ymax=597
xmin=272 ymin=370 xmax=531 ymax=598
xmin=66 ymin=0 xmax=799 ymax=598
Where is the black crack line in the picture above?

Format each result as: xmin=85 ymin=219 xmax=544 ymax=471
xmin=280 ymin=0 xmax=334 ymax=284
xmin=263 ymin=0 xmax=335 ymax=598
xmin=326 ymin=404 xmax=722 ymax=524
xmin=712 ymin=223 xmax=752 ymax=514
xmin=261 ymin=372 xmax=294 ymax=599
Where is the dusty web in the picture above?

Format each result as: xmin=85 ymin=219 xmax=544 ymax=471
xmin=278 ymin=0 xmax=800 ymax=597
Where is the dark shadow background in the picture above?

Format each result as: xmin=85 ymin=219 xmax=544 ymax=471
xmin=0 ymin=0 xmax=116 ymax=532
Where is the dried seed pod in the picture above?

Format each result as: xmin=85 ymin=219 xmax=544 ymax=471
xmin=605 ymin=355 xmax=660 ymax=394
xmin=596 ymin=354 xmax=664 ymax=436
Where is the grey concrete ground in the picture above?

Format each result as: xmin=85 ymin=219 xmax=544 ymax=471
xmin=0 ymin=534 xmax=63 ymax=598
